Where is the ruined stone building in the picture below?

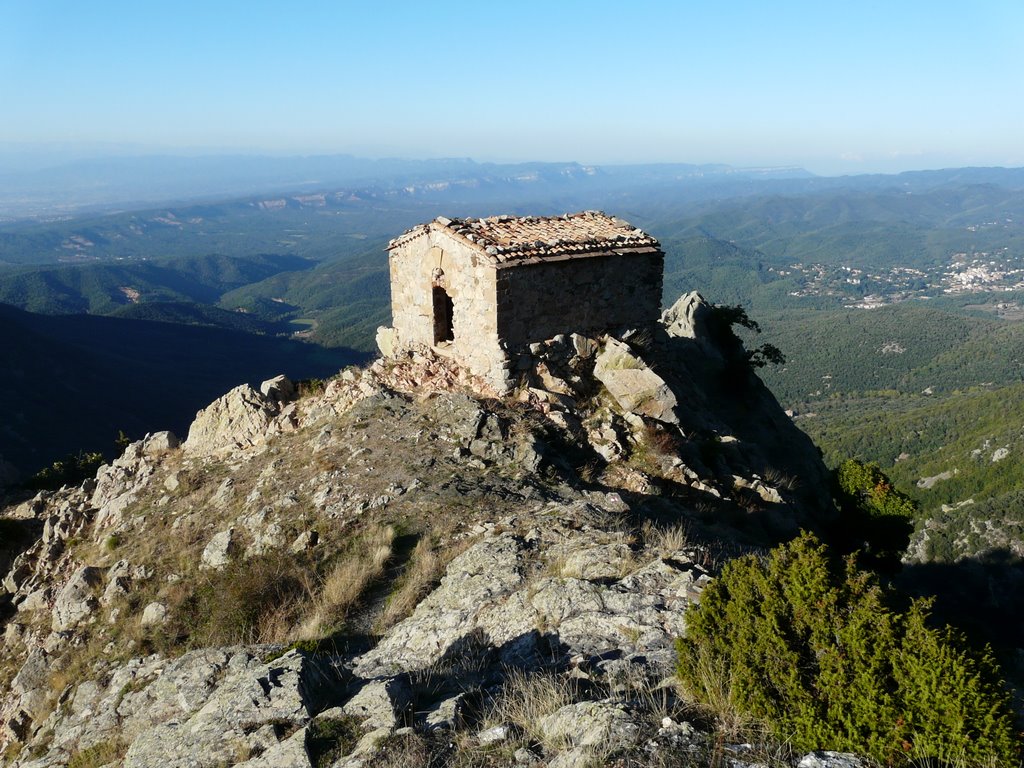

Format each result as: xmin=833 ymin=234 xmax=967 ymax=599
xmin=380 ymin=211 xmax=664 ymax=391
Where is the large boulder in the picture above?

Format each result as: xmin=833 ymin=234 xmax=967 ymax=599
xmin=259 ymin=375 xmax=296 ymax=405
xmin=539 ymin=699 xmax=640 ymax=751
xmin=661 ymin=291 xmax=711 ymax=340
xmin=121 ymin=649 xmax=340 ymax=768
xmin=661 ymin=291 xmax=726 ymax=363
xmin=52 ymin=565 xmax=101 ymax=632
xmin=201 ymin=528 xmax=237 ymax=570
xmin=593 ymin=339 xmax=679 ymax=425
xmin=183 ymin=384 xmax=279 ymax=457
xmin=353 ymin=508 xmax=709 ymax=680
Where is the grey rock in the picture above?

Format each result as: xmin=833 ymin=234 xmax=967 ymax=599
xmin=260 ymin=374 xmax=296 ymax=404
xmin=51 ymin=565 xmax=101 ymax=632
xmin=201 ymin=528 xmax=237 ymax=570
xmin=140 ymin=602 xmax=168 ymax=626
xmin=422 ymin=692 xmax=464 ymax=731
xmin=539 ymin=699 xmax=639 ymax=751
xmin=122 ymin=649 xmax=341 ymax=768
xmin=797 ymin=752 xmax=867 ymax=768
xmin=477 ymin=724 xmax=511 ymax=745
xmin=661 ymin=291 xmax=711 ymax=340
xmin=142 ymin=431 xmax=179 ymax=457
xmin=353 ymin=533 xmax=528 ymax=676
xmin=290 ymin=530 xmax=319 ymax=553
xmin=343 ymin=676 xmax=412 ymax=730
xmin=376 ymin=326 xmax=399 ymax=358
xmin=570 ymin=333 xmax=598 ymax=359
xmin=210 ymin=477 xmax=236 ymax=508
xmin=183 ymin=384 xmax=278 ymax=457
xmin=593 ymin=339 xmax=678 ymax=425
xmin=236 ymin=726 xmax=312 ymax=767
xmin=514 ymin=745 xmax=540 ymax=763
xmin=10 ymin=649 xmax=51 ymax=721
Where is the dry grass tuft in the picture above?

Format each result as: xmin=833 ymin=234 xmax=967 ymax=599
xmin=643 ymin=422 xmax=681 ymax=457
xmin=375 ymin=535 xmax=475 ymax=633
xmin=375 ymin=537 xmax=440 ymax=632
xmin=676 ymin=643 xmax=751 ymax=740
xmin=296 ymin=523 xmax=395 ymax=640
xmin=484 ymin=669 xmax=579 ymax=750
xmin=762 ymin=466 xmax=800 ymax=491
xmin=641 ymin=520 xmax=691 ymax=557
xmin=364 ymin=731 xmax=433 ymax=767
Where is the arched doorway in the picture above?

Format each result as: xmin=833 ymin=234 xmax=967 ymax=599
xmin=432 ymin=286 xmax=454 ymax=344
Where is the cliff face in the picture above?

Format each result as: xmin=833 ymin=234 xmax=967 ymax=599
xmin=0 ymin=294 xmax=840 ymax=768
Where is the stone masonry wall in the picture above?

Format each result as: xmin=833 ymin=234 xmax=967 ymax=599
xmin=388 ymin=232 xmax=508 ymax=389
xmin=496 ymin=251 xmax=664 ymax=353
xmin=388 ymin=232 xmax=663 ymax=393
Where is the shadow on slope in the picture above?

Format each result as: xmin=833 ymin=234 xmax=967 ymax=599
xmin=896 ymin=548 xmax=1024 ymax=663
xmin=0 ymin=303 xmax=369 ymax=478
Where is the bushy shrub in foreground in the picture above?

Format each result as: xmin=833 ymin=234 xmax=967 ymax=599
xmin=676 ymin=532 xmax=1019 ymax=766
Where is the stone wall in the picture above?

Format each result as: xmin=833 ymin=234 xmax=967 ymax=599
xmin=388 ymin=232 xmax=508 ymax=389
xmin=387 ymin=232 xmax=663 ymax=393
xmin=496 ymin=251 xmax=664 ymax=353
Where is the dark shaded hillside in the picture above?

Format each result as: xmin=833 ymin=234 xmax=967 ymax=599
xmin=218 ymin=246 xmax=391 ymax=351
xmin=0 ymin=304 xmax=366 ymax=477
xmin=108 ymin=302 xmax=283 ymax=334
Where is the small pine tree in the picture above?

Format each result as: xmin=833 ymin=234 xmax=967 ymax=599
xmin=676 ymin=532 xmax=1020 ymax=766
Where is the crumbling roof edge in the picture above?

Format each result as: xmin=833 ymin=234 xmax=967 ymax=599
xmin=386 ymin=212 xmax=661 ymax=266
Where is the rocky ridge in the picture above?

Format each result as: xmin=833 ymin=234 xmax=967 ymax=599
xmin=0 ymin=293 xmax=840 ymax=767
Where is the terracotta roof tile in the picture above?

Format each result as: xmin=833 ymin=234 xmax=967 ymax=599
xmin=387 ymin=211 xmax=660 ymax=264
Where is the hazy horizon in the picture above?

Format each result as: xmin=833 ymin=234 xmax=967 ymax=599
xmin=1 ymin=142 xmax=1021 ymax=180
xmin=3 ymin=1 xmax=1022 ymax=178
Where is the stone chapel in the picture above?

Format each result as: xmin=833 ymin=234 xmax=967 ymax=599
xmin=379 ymin=211 xmax=664 ymax=392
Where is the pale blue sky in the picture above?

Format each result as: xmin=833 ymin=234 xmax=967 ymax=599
xmin=1 ymin=0 xmax=1021 ymax=174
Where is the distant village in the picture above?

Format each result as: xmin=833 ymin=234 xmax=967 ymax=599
xmin=776 ymin=218 xmax=1023 ymax=310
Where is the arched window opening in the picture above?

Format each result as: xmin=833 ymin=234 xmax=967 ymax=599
xmin=432 ymin=286 xmax=454 ymax=344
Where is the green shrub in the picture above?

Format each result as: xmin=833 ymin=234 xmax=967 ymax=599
xmin=25 ymin=450 xmax=105 ymax=491
xmin=676 ymin=532 xmax=1019 ymax=766
xmin=833 ymin=458 xmax=916 ymax=570
xmin=836 ymin=459 xmax=917 ymax=520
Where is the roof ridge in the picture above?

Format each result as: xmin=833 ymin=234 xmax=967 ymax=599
xmin=387 ymin=211 xmax=659 ymax=264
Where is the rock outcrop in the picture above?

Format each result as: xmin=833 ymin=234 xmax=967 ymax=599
xmin=0 ymin=299 xmax=841 ymax=767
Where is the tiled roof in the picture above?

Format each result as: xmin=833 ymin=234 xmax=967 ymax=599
xmin=387 ymin=211 xmax=660 ymax=264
